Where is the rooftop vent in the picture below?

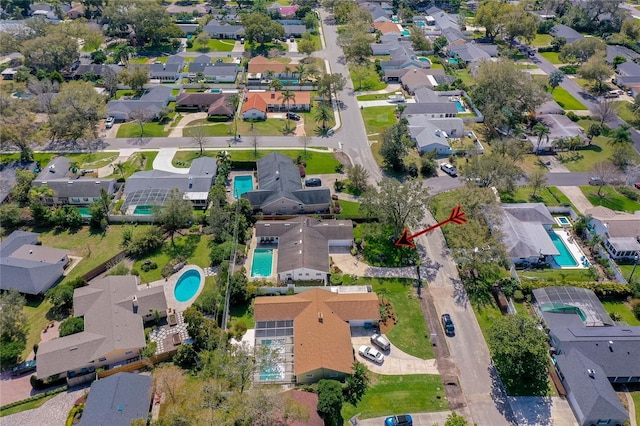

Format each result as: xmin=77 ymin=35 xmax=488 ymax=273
xmin=318 ymin=312 xmax=323 ymax=323
xmin=587 ymin=369 xmax=595 ymax=378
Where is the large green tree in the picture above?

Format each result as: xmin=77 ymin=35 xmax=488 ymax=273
xmin=487 ymin=316 xmax=549 ymax=395
xmin=21 ymin=32 xmax=79 ymax=72
xmin=49 ymin=80 xmax=106 ymax=143
xmin=462 ymin=152 xmax=525 ymax=193
xmin=242 ymin=13 xmax=285 ymax=46
xmin=317 ymin=379 xmax=344 ymax=425
xmin=560 ymin=38 xmax=606 ymax=64
xmin=153 ymin=189 xmax=193 ymax=245
xmin=379 ymin=122 xmax=411 ymax=171
xmin=343 ymin=362 xmax=369 ymax=406
xmin=360 ymin=178 xmax=430 ymax=237
xmin=578 ymin=56 xmax=613 ymax=93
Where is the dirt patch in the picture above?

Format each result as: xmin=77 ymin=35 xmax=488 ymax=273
xmin=378 ymin=296 xmax=396 ymax=334
xmin=334 ymin=151 xmax=352 ymax=167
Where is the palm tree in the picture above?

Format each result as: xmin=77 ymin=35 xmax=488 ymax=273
xmin=284 ymin=65 xmax=291 ymax=80
xmin=532 ymin=123 xmax=550 ymax=154
xmin=113 ymin=161 xmax=125 ymax=179
xmin=113 ymin=45 xmax=134 ymax=65
xmin=295 ymin=63 xmax=306 ymax=88
xmin=610 ymin=124 xmax=632 ymax=147
xmin=567 ymin=135 xmax=583 ymax=152
xmin=396 ymin=104 xmax=406 ymax=120
xmin=314 ymin=103 xmax=333 ymax=131
xmin=265 ymin=69 xmax=275 ymax=82
xmin=269 ymin=78 xmax=283 ymax=92
xmin=279 ymin=89 xmax=296 ymax=132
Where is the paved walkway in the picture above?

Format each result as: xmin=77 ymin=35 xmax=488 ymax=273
xmin=356 ymin=84 xmax=402 ymax=96
xmin=97 ymin=148 xmax=137 ymax=177
xmin=167 ymin=112 xmax=208 ymax=138
xmin=357 ymin=411 xmax=454 ymax=426
xmin=557 ymin=186 xmax=594 ymax=214
xmin=153 ymin=148 xmax=188 ymax=174
xmin=331 ymin=253 xmax=418 ymax=279
xmin=1 ymin=386 xmax=88 ymax=426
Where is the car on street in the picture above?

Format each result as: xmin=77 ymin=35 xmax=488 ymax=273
xmin=441 ymin=313 xmax=455 ymax=336
xmin=286 ymin=112 xmax=301 ymax=121
xmin=385 ymin=414 xmax=413 ymax=426
xmin=326 ymin=128 xmax=334 ymax=136
xmin=370 ymin=333 xmax=390 ymax=351
xmin=105 ymin=116 xmax=115 ymax=128
xmin=358 ymin=345 xmax=384 ymax=364
xmin=11 ymin=360 xmax=36 ymax=376
xmin=305 ymin=177 xmax=322 ymax=187
xmin=589 ymin=176 xmax=605 ymax=186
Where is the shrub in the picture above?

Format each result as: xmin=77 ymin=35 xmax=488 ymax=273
xmin=420 ymin=157 xmax=437 ymax=177
xmin=334 ymin=180 xmax=345 ymax=192
xmin=406 ymin=162 xmax=419 ymax=178
xmin=232 ymin=320 xmax=248 ymax=340
xmin=566 ymin=111 xmax=579 ymax=122
xmin=335 ymin=164 xmax=344 ymax=173
xmin=513 ymin=290 xmax=525 ymax=302
xmin=521 ymin=280 xmax=631 ymax=300
xmin=161 ymin=263 xmax=174 ymax=278
xmin=107 ymin=261 xmax=130 ymax=276
xmin=559 ymin=65 xmax=579 ymax=75
xmin=330 ymin=274 xmax=343 ymax=285
xmin=126 ymin=226 xmax=164 ymax=258
xmin=59 ymin=317 xmax=84 ymax=337
xmin=616 ymin=186 xmax=639 ymax=201
xmin=142 ymin=342 xmax=157 ymax=358
xmin=0 ymin=340 xmax=24 ymax=367
xmin=30 ymin=375 xmax=45 ymax=390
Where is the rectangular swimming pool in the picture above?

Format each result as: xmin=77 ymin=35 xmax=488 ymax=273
xmin=76 ymin=207 xmax=92 ymax=218
xmin=258 ymin=339 xmax=285 ymax=381
xmin=549 ymin=232 xmax=578 ymax=267
xmin=454 ymin=100 xmax=465 ymax=112
xmin=133 ymin=205 xmax=155 ymax=215
xmin=233 ymin=175 xmax=253 ymax=198
xmin=251 ymin=248 xmax=273 ymax=278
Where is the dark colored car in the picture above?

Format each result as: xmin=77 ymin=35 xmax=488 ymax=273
xmin=385 ymin=414 xmax=413 ymax=426
xmin=589 ymin=176 xmax=605 ymax=186
xmin=11 ymin=360 xmax=36 ymax=376
xmin=305 ymin=178 xmax=322 ymax=187
xmin=286 ymin=112 xmax=301 ymax=121
xmin=441 ymin=313 xmax=455 ymax=336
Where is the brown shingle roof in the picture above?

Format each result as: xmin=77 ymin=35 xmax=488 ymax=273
xmin=372 ymin=21 xmax=401 ymax=34
xmin=279 ymin=390 xmax=323 ymax=426
xmin=207 ymin=96 xmax=233 ymax=117
xmin=254 ymin=288 xmax=380 ymax=376
xmin=242 ymin=94 xmax=268 ymax=113
xmin=248 ymin=55 xmax=290 ymax=74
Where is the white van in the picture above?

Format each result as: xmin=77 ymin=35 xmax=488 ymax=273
xmin=440 ymin=163 xmax=458 ymax=177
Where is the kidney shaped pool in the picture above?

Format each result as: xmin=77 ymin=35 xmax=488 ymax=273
xmin=174 ymin=269 xmax=203 ymax=302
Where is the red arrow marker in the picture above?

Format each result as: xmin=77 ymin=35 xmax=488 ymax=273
xmin=395 ymin=205 xmax=467 ymax=249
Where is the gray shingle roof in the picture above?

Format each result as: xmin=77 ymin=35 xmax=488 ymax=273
xmin=124 ymin=157 xmax=216 ymax=196
xmin=203 ymin=22 xmax=244 ymax=36
xmin=0 ymin=160 xmax=37 ymax=203
xmin=282 ymin=24 xmax=306 ymax=35
xmin=405 ymin=102 xmax=459 ymax=115
xmin=550 ymin=24 xmax=584 ymax=43
xmin=616 ymin=60 xmax=640 ymax=77
xmin=79 ymin=373 xmax=153 ymax=426
xmin=497 ymin=203 xmax=559 ymax=259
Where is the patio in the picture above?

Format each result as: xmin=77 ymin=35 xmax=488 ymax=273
xmin=149 ymin=311 xmax=190 ymax=354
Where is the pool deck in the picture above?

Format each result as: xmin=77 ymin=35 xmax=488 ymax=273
xmin=550 ymin=229 xmax=589 ymax=269
xmin=145 ymin=264 xmax=206 ymax=312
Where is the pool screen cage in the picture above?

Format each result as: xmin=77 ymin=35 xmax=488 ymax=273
xmin=122 ymin=189 xmax=171 ymax=212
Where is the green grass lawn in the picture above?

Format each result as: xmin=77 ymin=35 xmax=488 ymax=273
xmin=559 ymin=137 xmax=640 ymax=172
xmin=632 ymin=392 xmax=640 ymax=425
xmin=361 ymin=106 xmax=397 ymax=139
xmin=550 ymin=86 xmax=587 ymax=110
xmin=236 ymin=118 xmax=289 ymax=136
xmin=580 ymin=185 xmax=640 ymax=213
xmin=22 ymin=297 xmax=53 ymax=361
xmin=107 ymin=151 xmax=158 ymax=178
xmin=183 ymin=124 xmax=232 ymax=137
xmin=0 ymin=393 xmax=59 ymax=417
xmin=601 ymin=301 xmax=640 ymax=326
xmin=357 ymin=94 xmax=391 ymax=101
xmin=116 ymin=122 xmax=169 ymax=138
xmin=186 ymin=39 xmax=235 ymax=52
xmin=133 ymin=233 xmax=211 ymax=283
xmin=500 ymin=186 xmax=572 ymax=206
xmin=531 ymin=33 xmax=552 ymax=47
xmin=349 ymin=62 xmax=387 ymax=92
xmin=172 ymin=150 xmax=340 ymax=174
xmin=342 ymin=374 xmax=447 ymax=420
xmin=540 ymin=51 xmax=563 ymax=64
xmin=518 ymin=268 xmax=597 ymax=283
xmin=302 ymin=103 xmax=336 ymax=136
xmin=336 ymin=200 xmax=361 ymax=218
xmin=114 ymin=90 xmax=135 ymax=100
xmin=1 ymin=152 xmax=116 ymax=169
xmin=614 ymin=101 xmax=640 ymax=128
xmin=229 ymin=299 xmax=255 ymax=329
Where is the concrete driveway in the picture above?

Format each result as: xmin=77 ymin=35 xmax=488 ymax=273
xmin=356 ymin=411 xmax=453 ymax=426
xmin=351 ymin=336 xmax=438 ymax=375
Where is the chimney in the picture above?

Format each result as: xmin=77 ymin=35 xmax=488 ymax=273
xmin=318 ymin=312 xmax=323 ymax=323
xmin=608 ymin=341 xmax=614 ymax=352
xmin=271 ymin=88 xmax=275 ymax=99
xmin=587 ymin=369 xmax=595 ymax=378
xmin=132 ymin=295 xmax=138 ymax=311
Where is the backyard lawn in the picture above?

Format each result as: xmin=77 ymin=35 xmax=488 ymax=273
xmin=186 ymin=39 xmax=235 ymax=52
xmin=0 ymin=152 xmax=117 ymax=169
xmin=558 ymin=136 xmax=640 ymax=172
xmin=580 ymin=185 xmax=640 ymax=213
xmin=614 ymin=100 xmax=640 ymax=128
xmin=116 ymin=122 xmax=169 ymax=138
xmin=22 ymin=298 xmax=53 ymax=361
xmin=531 ymin=33 xmax=552 ymax=47
xmin=172 ymin=149 xmax=340 ymax=174
xmin=341 ymin=374 xmax=447 ymax=421
xmin=518 ymin=268 xmax=597 ymax=283
xmin=500 ymin=186 xmax=572 ymax=206
xmin=540 ymin=52 xmax=563 ymax=64
xmin=601 ymin=301 xmax=640 ymax=326
xmin=550 ymin=86 xmax=587 ymax=110
xmin=349 ymin=62 xmax=386 ymax=91
xmin=336 ymin=200 xmax=361 ymax=218
xmin=361 ymin=106 xmax=397 ymax=140
xmin=633 ymin=392 xmax=640 ymax=425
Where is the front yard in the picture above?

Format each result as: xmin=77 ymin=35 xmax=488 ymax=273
xmin=540 ymin=51 xmax=563 ymax=64
xmin=500 ymin=186 xmax=572 ymax=206
xmin=186 ymin=39 xmax=235 ymax=53
xmin=580 ymin=185 xmax=640 ymax=213
xmin=361 ymin=106 xmax=397 ymax=141
xmin=116 ymin=122 xmax=169 ymax=138
xmin=550 ymin=86 xmax=587 ymax=110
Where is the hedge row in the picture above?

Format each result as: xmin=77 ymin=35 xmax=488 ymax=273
xmin=0 ymin=385 xmax=68 ymax=412
xmin=520 ymin=280 xmax=631 ymax=300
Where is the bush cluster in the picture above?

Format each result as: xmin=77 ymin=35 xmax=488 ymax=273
xmin=616 ymin=186 xmax=639 ymax=201
xmin=521 ymin=280 xmax=631 ymax=300
xmin=140 ymin=261 xmax=158 ymax=272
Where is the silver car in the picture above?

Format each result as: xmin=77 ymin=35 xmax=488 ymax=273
xmin=370 ymin=333 xmax=390 ymax=351
xmin=359 ymin=345 xmax=384 ymax=364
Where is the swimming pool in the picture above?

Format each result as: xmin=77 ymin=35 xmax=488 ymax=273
xmin=417 ymin=56 xmax=431 ymax=64
xmin=76 ymin=207 xmax=92 ymax=218
xmin=133 ymin=205 xmax=154 ymax=215
xmin=416 ymin=21 xmax=425 ymax=27
xmin=251 ymin=249 xmax=273 ymax=278
xmin=448 ymin=58 xmax=459 ymax=65
xmin=280 ymin=80 xmax=299 ymax=85
xmin=233 ymin=175 xmax=253 ymax=198
xmin=555 ymin=216 xmax=572 ymax=227
xmin=549 ymin=232 xmax=578 ymax=267
xmin=259 ymin=339 xmax=285 ymax=381
xmin=454 ymin=100 xmax=465 ymax=112
xmin=401 ymin=30 xmax=410 ymax=36
xmin=174 ymin=268 xmax=203 ymax=302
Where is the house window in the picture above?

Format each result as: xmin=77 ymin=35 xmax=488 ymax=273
xmin=125 ymin=351 xmax=133 ymax=355
xmin=71 ymin=197 xmax=80 ymax=202
xmin=82 ymin=197 xmax=89 ymax=202
xmin=305 ymin=374 xmax=313 ymax=378
xmin=329 ymin=373 xmax=338 ymax=378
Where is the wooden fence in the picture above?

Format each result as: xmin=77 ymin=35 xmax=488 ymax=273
xmin=81 ymin=249 xmax=128 ymax=282
xmin=97 ymin=350 xmax=177 ymax=379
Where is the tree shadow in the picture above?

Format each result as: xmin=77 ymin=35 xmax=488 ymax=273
xmin=488 ymin=364 xmax=517 ymax=424
xmin=507 ymin=396 xmax=553 ymax=426
xmin=163 ymin=234 xmax=202 ymax=259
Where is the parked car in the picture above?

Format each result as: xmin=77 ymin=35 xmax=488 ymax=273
xmin=370 ymin=333 xmax=391 ymax=351
xmin=290 ymin=36 xmax=295 ymax=42
xmin=634 ymin=182 xmax=640 ymax=190
xmin=105 ymin=116 xmax=115 ymax=128
xmin=440 ymin=163 xmax=458 ymax=177
xmin=326 ymin=128 xmax=334 ymax=136
xmin=240 ymin=37 xmax=245 ymax=44
xmin=305 ymin=177 xmax=322 ymax=187
xmin=385 ymin=414 xmax=413 ymax=426
xmin=358 ymin=345 xmax=384 ymax=364
xmin=589 ymin=176 xmax=605 ymax=186
xmin=286 ymin=112 xmax=301 ymax=121
xmin=441 ymin=313 xmax=455 ymax=336
xmin=11 ymin=360 xmax=36 ymax=376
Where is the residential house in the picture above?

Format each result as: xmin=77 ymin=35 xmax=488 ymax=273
xmin=30 ymin=3 xmax=70 ymax=21
xmin=0 ymin=160 xmax=37 ymax=204
xmin=166 ymin=3 xmax=211 ymax=16
xmin=397 ymin=67 xmax=451 ymax=92
xmin=255 ymin=218 xmax=353 ymax=284
xmin=247 ymin=55 xmax=299 ymax=81
xmin=606 ymin=45 xmax=640 ymax=65
xmin=442 ymin=27 xmax=466 ymax=46
xmin=550 ymin=24 xmax=584 ymax=44
xmin=282 ymin=24 xmax=306 ymax=37
xmin=79 ymin=373 xmax=153 ymax=426
xmin=267 ymin=3 xmax=299 ymax=18
xmin=426 ymin=7 xmax=459 ymax=31
xmin=123 ymin=157 xmax=217 ymax=211
xmin=404 ymin=101 xmax=459 ymax=118
xmin=372 ymin=21 xmax=401 ymax=36
xmin=253 ymin=287 xmax=380 ymax=384
xmin=242 ymin=153 xmax=331 ymax=214
xmin=447 ymin=42 xmax=497 ymax=64
xmin=615 ymin=60 xmax=640 ymax=78
xmin=241 ymin=90 xmax=311 ymax=120
xmin=177 ymin=23 xmax=199 ymax=36
xmin=36 ymin=276 xmax=168 ymax=381
xmin=106 ymin=85 xmax=172 ymax=122
xmin=0 ymin=20 xmax=29 ymax=37
xmin=379 ymin=42 xmax=431 ymax=71
xmin=407 ymin=115 xmax=463 ymax=155
xmin=68 ymin=64 xmax=122 ymax=81
xmin=0 ymin=67 xmax=17 ymax=80
xmin=175 ymin=92 xmax=234 ymax=117
xmin=66 ymin=3 xmax=85 ymax=19
xmin=203 ymin=21 xmax=245 ymax=39
xmin=494 ymin=203 xmax=560 ymax=266
xmin=278 ymin=390 xmax=324 ymax=426
xmin=584 ymin=206 xmax=640 ymax=260
xmin=202 ymin=63 xmax=239 ymax=83
xmin=187 ymin=54 xmax=212 ymax=73
xmin=370 ymin=33 xmax=403 ymax=56
xmin=532 ymin=114 xmax=585 ymax=153
xmin=0 ymin=231 xmax=69 ymax=295
xmin=148 ymin=62 xmax=182 ymax=82
xmin=32 ymin=156 xmax=117 ymax=206
xmin=533 ymin=286 xmax=639 ymax=426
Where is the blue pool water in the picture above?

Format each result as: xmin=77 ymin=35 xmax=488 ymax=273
xmin=233 ymin=175 xmax=253 ymax=198
xmin=549 ymin=232 xmax=578 ymax=267
xmin=558 ymin=217 xmax=570 ymax=225
xmin=448 ymin=58 xmax=459 ymax=65
xmin=259 ymin=339 xmax=285 ymax=381
xmin=174 ymin=269 xmax=203 ymax=302
xmin=401 ymin=30 xmax=410 ymax=36
xmin=416 ymin=21 xmax=425 ymax=27
xmin=280 ymin=80 xmax=299 ymax=85
xmin=133 ymin=205 xmax=154 ymax=215
xmin=454 ymin=100 xmax=465 ymax=112
xmin=251 ymin=249 xmax=273 ymax=278
xmin=417 ymin=56 xmax=431 ymax=64
xmin=76 ymin=207 xmax=91 ymax=218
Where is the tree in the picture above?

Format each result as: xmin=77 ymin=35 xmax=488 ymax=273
xmin=591 ymin=161 xmax=619 ymax=197
xmin=89 ymin=200 xmax=107 ymax=230
xmin=547 ymin=70 xmax=564 ymax=93
xmin=316 ymin=73 xmax=346 ymax=102
xmin=578 ymin=56 xmax=613 ymax=93
xmin=120 ymin=66 xmax=149 ymax=92
xmin=609 ymin=124 xmax=632 ymax=147
xmin=632 ymin=95 xmax=640 ymax=120
xmin=337 ymin=22 xmax=373 ymax=62
xmin=21 ymin=32 xmax=79 ymax=72
xmin=154 ymin=365 xmax=186 ymax=404
xmin=111 ymin=44 xmax=134 ymax=65
xmin=475 ymin=1 xmax=506 ymax=40
xmin=317 ymin=379 xmax=343 ymax=425
xmin=49 ymin=81 xmax=106 ymax=143
xmin=532 ymin=123 xmax=550 ymax=153
xmin=298 ymin=38 xmax=316 ymax=56
xmin=314 ymin=103 xmax=333 ymax=130
xmin=59 ymin=317 xmax=84 ymax=337
xmin=360 ymin=178 xmax=430 ymax=237
xmin=0 ymin=204 xmax=22 ymax=229
xmin=51 ymin=205 xmax=84 ymax=229
xmin=154 ymin=189 xmax=193 ymax=245
xmin=10 ymin=170 xmax=36 ymax=204
xmin=487 ymin=316 xmax=549 ymax=395
xmin=125 ymin=226 xmax=164 ymax=257
xmin=191 ymin=126 xmax=207 ymax=154
xmin=379 ymin=122 xmax=411 ymax=171
xmin=101 ymin=67 xmax=119 ymax=98
xmin=242 ymin=13 xmax=284 ymax=46
xmin=0 ymin=290 xmax=27 ymax=343
xmin=350 ymin=63 xmax=374 ymax=91
xmin=90 ymin=50 xmax=107 ymax=64
xmin=471 ymin=60 xmax=549 ymax=133
xmin=528 ymin=169 xmax=548 ymax=198
xmin=0 ymin=96 xmax=42 ymax=157
xmin=594 ymin=97 xmax=619 ymax=126
xmin=347 ymin=164 xmax=369 ymax=193
xmin=299 ymin=135 xmax=311 ymax=158
xmin=501 ymin=5 xmax=537 ymax=45
xmin=128 ymin=109 xmax=153 ymax=138
xmin=409 ymin=27 xmax=431 ymax=52
xmin=462 ymin=153 xmax=525 ymax=193
xmin=343 ymin=362 xmax=369 ymax=406
xmin=279 ymin=89 xmax=296 ymax=131
xmin=433 ymin=35 xmax=447 ymax=54
xmin=445 ymin=412 xmax=469 ymax=426
xmin=47 ymin=284 xmax=75 ymax=315
xmin=560 ymin=37 xmax=606 ymax=64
